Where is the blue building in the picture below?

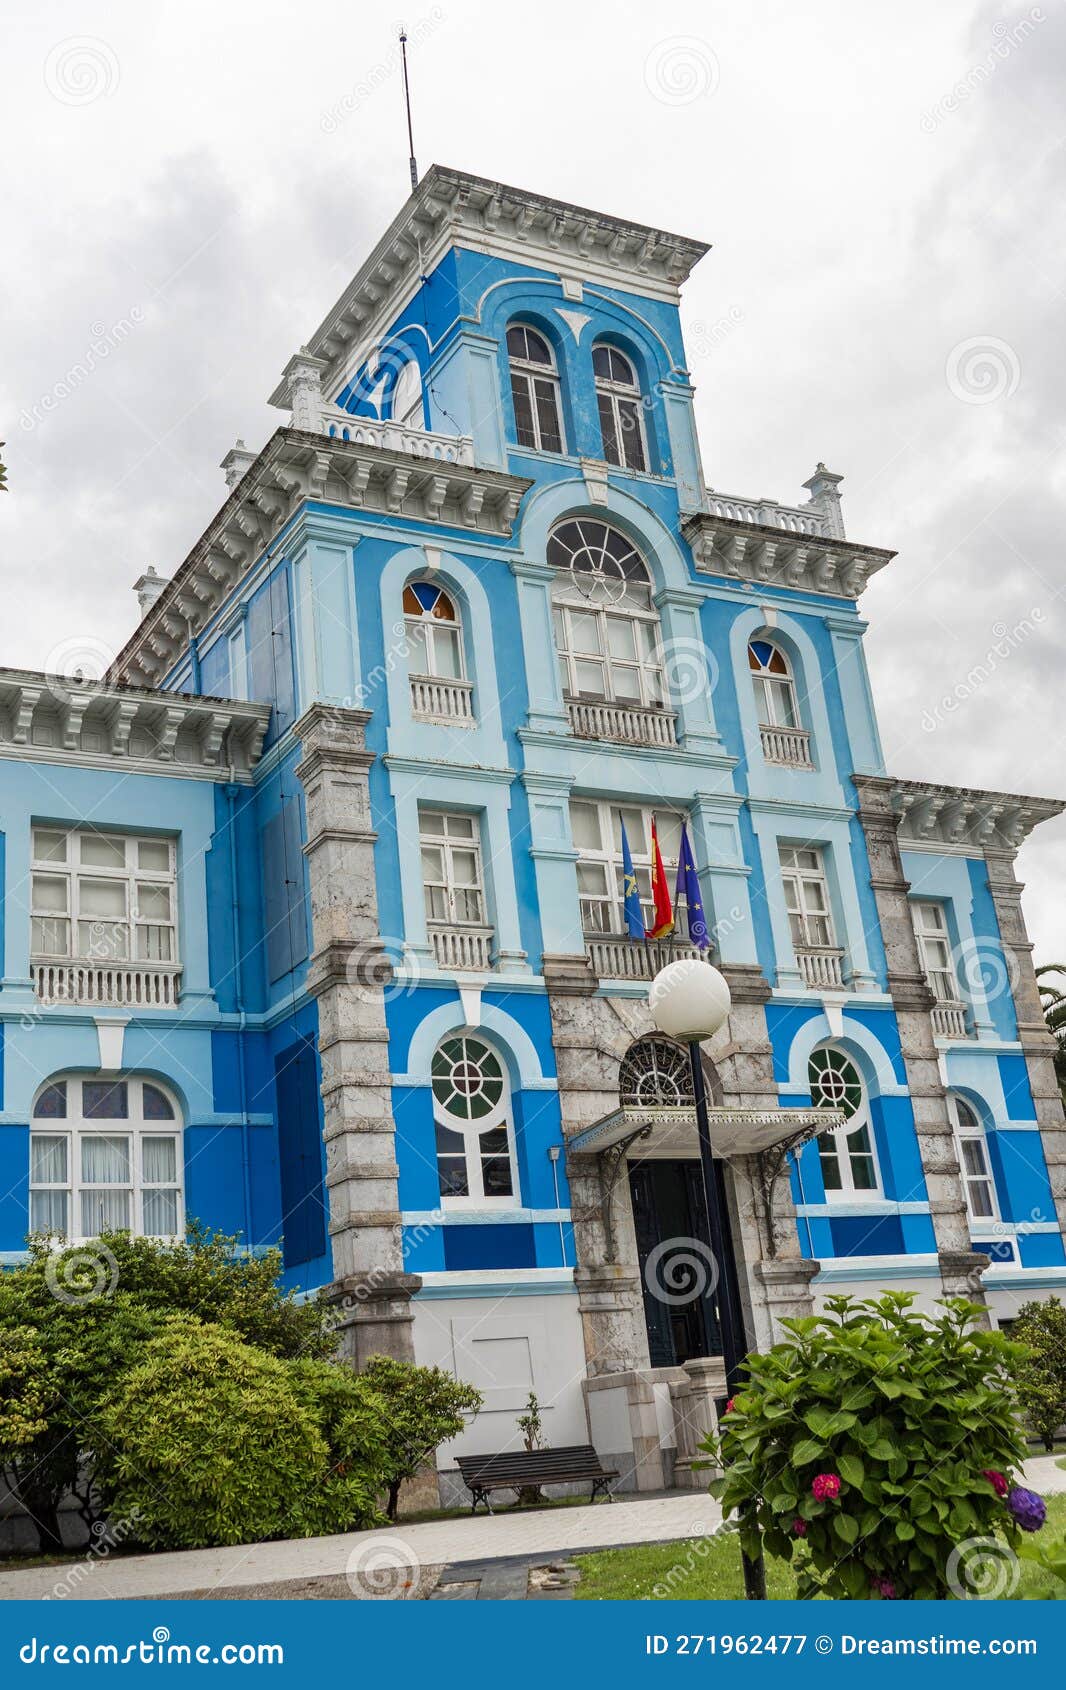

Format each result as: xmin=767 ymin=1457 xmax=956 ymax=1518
xmin=3 ymin=167 xmax=1064 ymax=1497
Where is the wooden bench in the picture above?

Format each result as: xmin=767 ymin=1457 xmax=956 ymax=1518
xmin=455 ymin=1445 xmax=619 ymax=1514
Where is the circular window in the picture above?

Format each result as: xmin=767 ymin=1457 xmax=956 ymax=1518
xmin=547 ymin=519 xmax=650 ymax=605
xmin=619 ymin=1037 xmax=694 ymax=1108
xmin=431 ymin=1037 xmax=505 ymax=1122
xmin=808 ymin=1047 xmax=863 ymax=1119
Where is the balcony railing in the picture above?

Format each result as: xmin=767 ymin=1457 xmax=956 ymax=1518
xmin=427 ymin=924 xmax=494 ymax=971
xmin=585 ymin=933 xmax=704 ymax=981
xmin=31 ymin=959 xmax=182 ymax=1008
xmin=410 ymin=675 xmax=475 ymax=725
xmin=931 ymin=999 xmax=969 ymax=1040
xmin=566 ymin=698 xmax=679 ymax=748
xmin=705 ymin=490 xmax=829 ymax=537
xmin=316 ymin=405 xmax=475 ymax=466
xmin=796 ymin=947 xmax=846 ymax=990
xmin=759 ymin=724 xmax=814 ymax=768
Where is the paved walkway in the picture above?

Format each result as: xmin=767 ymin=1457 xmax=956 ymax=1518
xmin=0 ymin=1493 xmax=720 ymax=1602
xmin=2 ymin=1457 xmax=1060 ymax=1602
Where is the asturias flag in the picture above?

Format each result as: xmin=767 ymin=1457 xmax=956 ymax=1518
xmin=619 ymin=820 xmax=646 ymax=940
xmin=675 ymin=823 xmax=710 ymax=951
xmin=648 ymin=818 xmax=675 ymax=938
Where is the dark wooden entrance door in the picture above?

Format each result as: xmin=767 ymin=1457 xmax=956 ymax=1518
xmin=629 ymin=1158 xmax=723 ymax=1369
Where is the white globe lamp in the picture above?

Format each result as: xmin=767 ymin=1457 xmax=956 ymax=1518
xmin=647 ymin=956 xmax=731 ymax=1043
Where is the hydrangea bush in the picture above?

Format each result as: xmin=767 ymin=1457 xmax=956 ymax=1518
xmin=703 ymin=1293 xmax=1039 ymax=1599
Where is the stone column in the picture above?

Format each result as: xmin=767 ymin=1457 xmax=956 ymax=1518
xmin=852 ymin=777 xmax=988 ymax=1307
xmin=294 ymin=703 xmax=421 ymax=1364
xmin=984 ymin=849 xmax=1066 ymax=1238
xmin=671 ymin=1356 xmax=727 ymax=1487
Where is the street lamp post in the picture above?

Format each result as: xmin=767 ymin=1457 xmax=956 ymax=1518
xmin=648 ymin=957 xmax=767 ymax=1602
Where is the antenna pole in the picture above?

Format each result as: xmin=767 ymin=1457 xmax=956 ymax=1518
xmin=399 ymin=29 xmax=418 ymax=191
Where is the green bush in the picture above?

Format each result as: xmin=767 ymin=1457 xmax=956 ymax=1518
xmin=92 ymin=1319 xmax=391 ymax=1549
xmin=361 ymin=1354 xmax=482 ymax=1518
xmin=1013 ymin=1297 xmax=1066 ymax=1452
xmin=706 ymin=1294 xmax=1031 ymax=1599
xmin=0 ymin=1226 xmax=337 ymax=1550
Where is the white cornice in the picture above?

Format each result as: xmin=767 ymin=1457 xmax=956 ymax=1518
xmin=110 ymin=429 xmax=532 ymax=687
xmin=0 ymin=669 xmax=269 ymax=778
xmin=267 ymin=164 xmax=710 ymax=408
xmin=682 ymin=511 xmax=895 ymax=602
xmin=855 ymin=773 xmax=1065 ymax=854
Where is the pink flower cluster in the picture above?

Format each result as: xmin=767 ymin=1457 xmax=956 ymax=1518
xmin=870 ymin=1576 xmax=896 ymax=1600
xmin=811 ymin=1472 xmax=841 ymax=1502
xmin=791 ymin=1518 xmax=807 ymax=1537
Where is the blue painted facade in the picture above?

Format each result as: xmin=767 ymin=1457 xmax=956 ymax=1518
xmin=3 ymin=165 xmax=1063 ymax=1444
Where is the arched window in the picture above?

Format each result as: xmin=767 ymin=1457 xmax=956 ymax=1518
xmin=403 ymin=581 xmax=465 ymax=681
xmin=506 ymin=324 xmax=565 ymax=453
xmin=748 ymin=640 xmax=799 ymax=730
xmin=593 ymin=344 xmax=647 ymax=472
xmin=948 ymin=1093 xmax=998 ymax=1221
xmin=29 ymin=1075 xmax=183 ymax=1241
xmin=392 ymin=359 xmax=424 ymax=429
xmin=619 ymin=1037 xmax=694 ymax=1107
xmin=431 ymin=1036 xmax=517 ymax=1205
xmin=548 ymin=520 xmax=664 ymax=708
xmin=807 ymin=1046 xmax=881 ymax=1198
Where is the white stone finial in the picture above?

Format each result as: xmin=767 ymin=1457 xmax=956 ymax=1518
xmin=133 ymin=565 xmax=169 ymax=618
xmin=280 ymin=347 xmax=329 ymax=433
xmin=802 ymin=463 xmax=846 ymax=539
xmin=220 ymin=438 xmax=258 ymax=491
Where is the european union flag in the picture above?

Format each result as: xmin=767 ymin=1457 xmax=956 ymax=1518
xmin=619 ymin=820 xmax=646 ymax=940
xmin=675 ymin=823 xmax=710 ymax=951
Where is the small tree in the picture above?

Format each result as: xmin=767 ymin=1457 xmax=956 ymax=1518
xmin=1014 ymin=1297 xmax=1066 ymax=1452
xmin=361 ymin=1355 xmax=482 ymax=1520
xmin=706 ymin=1294 xmax=1034 ymax=1599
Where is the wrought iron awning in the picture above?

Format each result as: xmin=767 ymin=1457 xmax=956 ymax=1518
xmin=568 ymin=1104 xmax=841 ymax=1162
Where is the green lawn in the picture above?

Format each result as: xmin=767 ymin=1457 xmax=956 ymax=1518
xmin=575 ymin=1493 xmax=1066 ymax=1600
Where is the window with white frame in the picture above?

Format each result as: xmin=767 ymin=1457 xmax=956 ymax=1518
xmin=29 ymin=1075 xmax=183 ymax=1241
xmin=948 ymin=1093 xmax=998 ymax=1222
xmin=419 ymin=810 xmax=486 ymax=927
xmin=593 ymin=343 xmax=648 ymax=472
xmin=807 ymin=1046 xmax=881 ymax=1197
xmin=31 ymin=828 xmax=178 ymax=966
xmin=570 ymin=801 xmax=683 ymax=935
xmin=227 ymin=622 xmax=249 ymax=701
xmin=779 ymin=845 xmax=836 ymax=950
xmin=431 ymin=1036 xmax=517 ymax=1205
xmin=392 ymin=358 xmax=424 ymax=429
xmin=911 ymin=901 xmax=961 ymax=1003
xmin=748 ymin=639 xmax=800 ymax=729
xmin=506 ymin=324 xmax=565 ymax=453
xmin=548 ymin=520 xmax=665 ymax=708
xmin=403 ymin=581 xmax=465 ymax=681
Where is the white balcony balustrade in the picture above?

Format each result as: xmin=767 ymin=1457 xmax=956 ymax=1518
xmin=796 ymin=947 xmax=846 ymax=990
xmin=704 ymin=491 xmax=829 ymax=538
xmin=585 ymin=934 xmax=704 ymax=981
xmin=566 ymin=698 xmax=678 ymax=748
xmin=314 ymin=404 xmax=475 ymax=467
xmin=409 ymin=676 xmax=475 ymax=725
xmin=427 ymin=924 xmax=494 ymax=972
xmin=32 ymin=960 xmax=182 ymax=1008
xmin=931 ymin=999 xmax=969 ymax=1040
xmin=759 ymin=724 xmax=814 ymax=768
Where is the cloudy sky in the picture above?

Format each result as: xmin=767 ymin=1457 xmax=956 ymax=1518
xmin=2 ymin=0 xmax=1063 ymax=958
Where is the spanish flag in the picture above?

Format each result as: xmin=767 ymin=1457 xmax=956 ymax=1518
xmin=648 ymin=818 xmax=675 ymax=938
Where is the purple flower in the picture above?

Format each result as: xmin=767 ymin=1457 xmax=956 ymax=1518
xmin=792 ymin=1518 xmax=807 ymax=1537
xmin=870 ymin=1576 xmax=896 ymax=1600
xmin=1006 ymin=1487 xmax=1046 ymax=1533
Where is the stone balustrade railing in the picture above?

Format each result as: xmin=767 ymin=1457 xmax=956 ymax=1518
xmin=313 ymin=404 xmax=476 ymax=467
xmin=759 ymin=724 xmax=814 ymax=768
xmin=427 ymin=925 xmax=494 ymax=972
xmin=796 ymin=946 xmax=846 ymax=990
xmin=410 ymin=676 xmax=475 ymax=724
xmin=567 ymin=698 xmax=679 ymax=748
xmin=31 ymin=960 xmax=183 ymax=1008
xmin=931 ymin=1000 xmax=969 ymax=1040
